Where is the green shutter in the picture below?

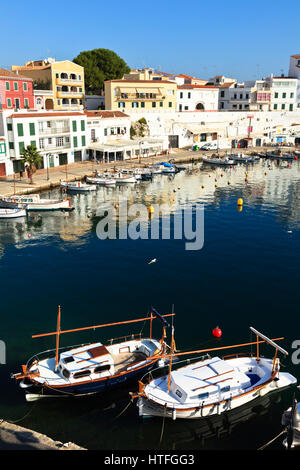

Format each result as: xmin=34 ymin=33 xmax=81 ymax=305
xmin=9 ymin=142 xmax=14 ymax=149
xmin=81 ymin=135 xmax=86 ymax=146
xmin=30 ymin=140 xmax=36 ymax=148
xmin=7 ymin=98 xmax=11 ymax=107
xmin=72 ymin=121 xmax=77 ymax=132
xmin=289 ymin=104 xmax=293 ymax=111
xmin=7 ymin=123 xmax=12 ymax=131
xmin=81 ymin=120 xmax=85 ymax=131
xmin=5 ymin=82 xmax=10 ymax=91
xmin=19 ymin=142 xmax=25 ymax=154
xmin=14 ymin=82 xmax=18 ymax=91
xmin=29 ymin=123 xmax=35 ymax=136
xmin=17 ymin=123 xmax=24 ymax=137
xmin=73 ymin=136 xmax=78 ymax=147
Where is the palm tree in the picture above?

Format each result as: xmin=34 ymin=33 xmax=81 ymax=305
xmin=20 ymin=145 xmax=43 ymax=184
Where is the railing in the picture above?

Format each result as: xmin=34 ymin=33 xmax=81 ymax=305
xmin=39 ymin=127 xmax=70 ymax=135
xmin=57 ymin=91 xmax=83 ymax=98
xmin=40 ymin=142 xmax=71 ymax=151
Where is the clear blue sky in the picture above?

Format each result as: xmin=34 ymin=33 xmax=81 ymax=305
xmin=2 ymin=0 xmax=300 ymax=82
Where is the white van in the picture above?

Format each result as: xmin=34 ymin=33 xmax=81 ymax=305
xmin=200 ymin=142 xmax=219 ymax=151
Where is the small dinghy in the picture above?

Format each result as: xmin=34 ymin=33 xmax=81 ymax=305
xmin=0 ymin=208 xmax=26 ymax=218
xmin=60 ymin=181 xmax=97 ymax=192
xmin=114 ymin=172 xmax=137 ymax=184
xmin=282 ymin=396 xmax=300 ymax=449
xmin=134 ymin=327 xmax=297 ymax=420
xmin=12 ymin=306 xmax=173 ymax=402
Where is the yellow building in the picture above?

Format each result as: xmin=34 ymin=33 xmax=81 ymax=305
xmin=12 ymin=59 xmax=85 ymax=111
xmin=104 ymin=79 xmax=177 ymax=112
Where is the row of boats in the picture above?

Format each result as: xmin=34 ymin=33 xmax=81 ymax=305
xmin=202 ymin=150 xmax=299 ymax=166
xmin=11 ymin=305 xmax=298 ymax=446
xmin=0 ymin=162 xmax=183 ymax=219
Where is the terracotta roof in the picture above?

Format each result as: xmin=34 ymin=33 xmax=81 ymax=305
xmin=178 ymin=84 xmax=218 ymax=90
xmin=8 ymin=112 xmax=84 ymax=119
xmin=217 ymin=82 xmax=236 ymax=88
xmin=0 ymin=137 xmax=5 ymax=141
xmin=0 ymin=68 xmax=33 ymax=81
xmin=105 ymin=79 xmax=176 ymax=84
xmin=272 ymin=76 xmax=297 ymax=80
xmin=291 ymin=54 xmax=300 ymax=59
xmin=12 ymin=65 xmax=51 ymax=71
xmin=177 ymin=74 xmax=206 ymax=81
xmin=85 ymin=110 xmax=129 ymax=118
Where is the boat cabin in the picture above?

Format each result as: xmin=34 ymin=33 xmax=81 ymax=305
xmin=169 ymin=357 xmax=252 ymax=404
xmin=57 ymin=342 xmax=114 ymax=381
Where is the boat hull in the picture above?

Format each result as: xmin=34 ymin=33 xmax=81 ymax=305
xmin=0 ymin=208 xmax=26 ymax=218
xmin=22 ymin=358 xmax=161 ymax=401
xmin=0 ymin=199 xmax=71 ymax=211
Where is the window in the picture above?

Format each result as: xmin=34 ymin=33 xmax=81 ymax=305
xmin=141 ymin=102 xmax=145 ymax=108
xmin=7 ymin=98 xmax=12 ymax=107
xmin=5 ymin=81 xmax=10 ymax=91
xmin=175 ymin=389 xmax=182 ymax=398
xmin=14 ymin=82 xmax=18 ymax=91
xmin=73 ymin=370 xmax=91 ymax=379
xmin=19 ymin=142 xmax=25 ymax=154
xmin=240 ymin=94 xmax=243 ymax=99
xmin=274 ymin=92 xmax=278 ymax=98
xmin=282 ymin=92 xmax=286 ymax=99
xmin=7 ymin=123 xmax=12 ymax=131
xmin=198 ymin=392 xmax=209 ymax=400
xmin=24 ymin=98 xmax=29 ymax=108
xmin=188 ymin=92 xmax=191 ymax=99
xmin=81 ymin=135 xmax=86 ymax=146
xmin=221 ymin=385 xmax=230 ymax=393
xmin=290 ymin=93 xmax=294 ymax=98
xmin=118 ymin=102 xmax=125 ymax=108
xmin=56 ymin=73 xmax=59 ymax=78
xmin=180 ymin=92 xmax=183 ymax=99
xmin=220 ymin=90 xmax=225 ymax=97
xmin=94 ymin=364 xmax=111 ymax=374
xmin=23 ymin=82 xmax=28 ymax=91
xmin=246 ymin=94 xmax=249 ymax=99
xmin=79 ymin=87 xmax=82 ymax=92
xmin=184 ymin=106 xmax=188 ymax=110
xmin=17 ymin=123 xmax=24 ymax=137
xmin=81 ymin=120 xmax=85 ymax=131
xmin=104 ymin=129 xmax=107 ymax=136
xmin=282 ymin=104 xmax=285 ymax=110
xmin=73 ymin=136 xmax=78 ymax=147
xmin=132 ymin=102 xmax=139 ymax=108
xmin=289 ymin=104 xmax=293 ymax=111
xmin=168 ymin=102 xmax=172 ymax=107
xmin=29 ymin=123 xmax=35 ymax=135
xmin=274 ymin=104 xmax=278 ymax=110
xmin=30 ymin=140 xmax=36 ymax=148
xmin=160 ymin=102 xmax=163 ymax=107
xmin=9 ymin=142 xmax=14 ymax=149
xmin=152 ymin=102 xmax=156 ymax=108
xmin=72 ymin=120 xmax=77 ymax=132
xmin=62 ymin=369 xmax=70 ymax=379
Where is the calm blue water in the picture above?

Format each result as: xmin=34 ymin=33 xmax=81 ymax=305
xmin=0 ymin=159 xmax=299 ymax=450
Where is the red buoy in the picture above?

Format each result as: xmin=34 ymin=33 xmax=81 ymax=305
xmin=295 ymin=157 xmax=298 ymax=161
xmin=212 ymin=326 xmax=222 ymax=338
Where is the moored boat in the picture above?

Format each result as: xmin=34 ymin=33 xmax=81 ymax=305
xmin=114 ymin=172 xmax=137 ymax=184
xmin=202 ymin=156 xmax=236 ymax=166
xmin=12 ymin=306 xmax=173 ymax=402
xmin=86 ymin=175 xmax=116 ymax=186
xmin=60 ymin=181 xmax=97 ymax=192
xmin=134 ymin=327 xmax=297 ymax=420
xmin=0 ymin=194 xmax=73 ymax=211
xmin=0 ymin=208 xmax=26 ymax=218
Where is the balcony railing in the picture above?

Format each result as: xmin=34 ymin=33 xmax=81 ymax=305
xmin=116 ymin=93 xmax=163 ymax=101
xmin=39 ymin=127 xmax=70 ymax=135
xmin=40 ymin=142 xmax=71 ymax=151
xmin=57 ymin=91 xmax=83 ymax=98
xmin=56 ymin=77 xmax=83 ymax=86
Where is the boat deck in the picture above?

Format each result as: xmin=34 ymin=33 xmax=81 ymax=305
xmin=111 ymin=351 xmax=147 ymax=374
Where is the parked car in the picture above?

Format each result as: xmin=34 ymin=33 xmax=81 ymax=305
xmin=200 ymin=142 xmax=219 ymax=151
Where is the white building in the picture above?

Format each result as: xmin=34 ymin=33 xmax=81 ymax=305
xmin=1 ymin=110 xmax=88 ymax=175
xmin=267 ymin=75 xmax=298 ymax=112
xmin=177 ymin=85 xmax=219 ymax=112
xmin=288 ymin=54 xmax=300 ymax=109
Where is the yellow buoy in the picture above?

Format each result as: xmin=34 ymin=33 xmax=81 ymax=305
xmin=201 ymin=185 xmax=205 ymax=189
xmin=245 ymin=173 xmax=248 ymax=178
xmin=228 ymin=181 xmax=231 ymax=185
xmin=215 ymin=184 xmax=218 ymax=188
xmin=265 ymin=171 xmax=267 ymax=175
xmin=237 ymin=205 xmax=243 ymax=212
xmin=237 ymin=198 xmax=243 ymax=206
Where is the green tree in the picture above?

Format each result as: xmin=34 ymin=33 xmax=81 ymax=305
xmin=73 ymin=48 xmax=131 ymax=94
xmin=21 ymin=145 xmax=43 ymax=184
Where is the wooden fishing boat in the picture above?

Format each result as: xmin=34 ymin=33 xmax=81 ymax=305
xmin=60 ymin=181 xmax=97 ymax=192
xmin=134 ymin=327 xmax=297 ymax=420
xmin=12 ymin=307 xmax=174 ymax=402
xmin=0 ymin=208 xmax=26 ymax=218
xmin=0 ymin=194 xmax=73 ymax=211
xmin=114 ymin=172 xmax=137 ymax=184
xmin=86 ymin=175 xmax=116 ymax=186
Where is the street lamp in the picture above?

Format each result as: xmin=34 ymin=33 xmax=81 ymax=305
xmin=139 ymin=141 xmax=144 ymax=164
xmin=46 ymin=153 xmax=52 ymax=181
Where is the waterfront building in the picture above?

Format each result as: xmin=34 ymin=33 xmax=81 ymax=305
xmin=1 ymin=110 xmax=88 ymax=175
xmin=176 ymin=74 xmax=207 ymax=86
xmin=267 ymin=75 xmax=298 ymax=112
xmin=104 ymin=79 xmax=177 ymax=112
xmin=288 ymin=54 xmax=300 ymax=109
xmin=0 ymin=137 xmax=7 ymax=176
xmin=177 ymin=84 xmax=219 ymax=111
xmin=85 ymin=110 xmax=165 ymax=162
xmin=12 ymin=59 xmax=85 ymax=111
xmin=0 ymin=69 xmax=34 ymax=111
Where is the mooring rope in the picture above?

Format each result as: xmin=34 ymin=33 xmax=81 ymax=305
xmin=257 ymin=429 xmax=286 ymax=450
xmin=159 ymin=406 xmax=167 ymax=445
xmin=0 ymin=401 xmax=38 ymax=426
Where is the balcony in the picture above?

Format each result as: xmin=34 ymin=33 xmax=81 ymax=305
xmin=39 ymin=127 xmax=70 ymax=135
xmin=56 ymin=77 xmax=83 ymax=86
xmin=57 ymin=91 xmax=84 ymax=99
xmin=116 ymin=92 xmax=164 ymax=101
xmin=40 ymin=142 xmax=71 ymax=152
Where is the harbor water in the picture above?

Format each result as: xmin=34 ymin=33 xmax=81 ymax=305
xmin=0 ymin=158 xmax=299 ymax=450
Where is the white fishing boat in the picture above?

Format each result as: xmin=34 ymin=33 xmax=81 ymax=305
xmin=86 ymin=175 xmax=116 ymax=186
xmin=202 ymin=156 xmax=236 ymax=166
xmin=0 ymin=208 xmax=26 ymax=218
xmin=12 ymin=306 xmax=173 ymax=402
xmin=150 ymin=164 xmax=164 ymax=175
xmin=0 ymin=194 xmax=73 ymax=211
xmin=229 ymin=153 xmax=258 ymax=163
xmin=134 ymin=327 xmax=297 ymax=420
xmin=60 ymin=181 xmax=97 ymax=192
xmin=114 ymin=172 xmax=137 ymax=184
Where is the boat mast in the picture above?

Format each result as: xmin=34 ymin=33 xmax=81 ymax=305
xmin=55 ymin=305 xmax=61 ymax=370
